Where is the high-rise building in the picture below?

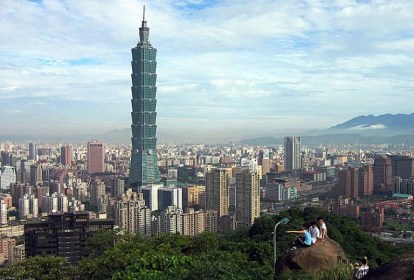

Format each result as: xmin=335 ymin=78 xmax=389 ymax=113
xmin=0 ymin=200 xmax=8 ymax=226
xmin=206 ymin=168 xmax=229 ymax=217
xmin=18 ymin=194 xmax=38 ymax=220
xmin=181 ymin=208 xmax=205 ymax=236
xmin=0 ymin=238 xmax=16 ymax=262
xmin=389 ymin=155 xmax=414 ymax=180
xmin=158 ymin=186 xmax=182 ymax=211
xmin=284 ymin=136 xmax=301 ymax=171
xmin=114 ymin=189 xmax=151 ymax=235
xmin=182 ymin=185 xmax=205 ymax=210
xmin=0 ymin=166 xmax=16 ymax=190
xmin=155 ymin=205 xmax=183 ymax=235
xmin=60 ymin=145 xmax=72 ymax=166
xmin=87 ymin=141 xmax=105 ymax=174
xmin=29 ymin=164 xmax=42 ymax=186
xmin=235 ymin=169 xmax=260 ymax=228
xmin=258 ymin=149 xmax=271 ymax=176
xmin=111 ymin=178 xmax=125 ymax=198
xmin=358 ymin=165 xmax=373 ymax=197
xmin=141 ymin=183 xmax=161 ymax=211
xmin=90 ymin=180 xmax=106 ymax=207
xmin=24 ymin=212 xmax=113 ymax=263
xmin=373 ymin=156 xmax=393 ymax=193
xmin=28 ymin=142 xmax=36 ymax=161
xmin=129 ymin=8 xmax=160 ymax=188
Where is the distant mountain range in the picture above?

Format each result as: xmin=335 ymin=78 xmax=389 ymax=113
xmin=330 ymin=112 xmax=414 ymax=134
xmin=1 ymin=113 xmax=413 ymax=145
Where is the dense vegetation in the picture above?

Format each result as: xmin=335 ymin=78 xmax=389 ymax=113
xmin=1 ymin=207 xmax=412 ymax=279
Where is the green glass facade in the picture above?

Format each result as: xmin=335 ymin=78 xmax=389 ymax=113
xmin=129 ymin=16 xmax=160 ymax=187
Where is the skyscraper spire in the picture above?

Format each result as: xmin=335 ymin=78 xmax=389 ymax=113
xmin=142 ymin=5 xmax=147 ymax=27
xmin=139 ymin=5 xmax=149 ymax=43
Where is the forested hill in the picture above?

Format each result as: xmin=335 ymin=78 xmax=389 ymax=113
xmin=1 ymin=207 xmax=412 ymax=280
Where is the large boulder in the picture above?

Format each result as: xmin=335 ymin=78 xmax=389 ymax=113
xmin=274 ymin=238 xmax=348 ymax=276
xmin=364 ymin=252 xmax=414 ymax=280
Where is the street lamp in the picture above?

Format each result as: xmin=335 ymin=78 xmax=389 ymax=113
xmin=273 ymin=217 xmax=289 ymax=275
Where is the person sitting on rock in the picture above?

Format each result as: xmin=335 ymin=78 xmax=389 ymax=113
xmin=286 ymin=223 xmax=312 ymax=249
xmin=355 ymin=256 xmax=369 ymax=279
xmin=317 ymin=216 xmax=328 ymax=241
xmin=309 ymin=221 xmax=320 ymax=245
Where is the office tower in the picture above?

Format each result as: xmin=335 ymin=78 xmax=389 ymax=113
xmin=358 ymin=165 xmax=373 ymax=197
xmin=60 ymin=145 xmax=72 ymax=166
xmin=114 ymin=190 xmax=151 ymax=234
xmin=20 ymin=160 xmax=34 ymax=184
xmin=141 ymin=183 xmax=161 ymax=211
xmin=129 ymin=8 xmax=160 ymax=188
xmin=158 ymin=186 xmax=182 ymax=211
xmin=284 ymin=136 xmax=301 ymax=171
xmin=111 ymin=178 xmax=125 ymax=198
xmin=29 ymin=164 xmax=42 ymax=186
xmin=235 ymin=169 xmax=260 ymax=228
xmin=1 ymin=151 xmax=10 ymax=166
xmin=24 ymin=212 xmax=113 ymax=263
xmin=182 ymin=185 xmax=206 ymax=210
xmin=206 ymin=168 xmax=229 ymax=217
xmin=258 ymin=149 xmax=271 ymax=176
xmin=28 ymin=142 xmax=36 ymax=161
xmin=373 ymin=156 xmax=393 ymax=193
xmin=0 ymin=166 xmax=16 ymax=190
xmin=389 ymin=155 xmax=414 ymax=180
xmin=87 ymin=141 xmax=105 ymax=174
xmin=0 ymin=200 xmax=7 ymax=226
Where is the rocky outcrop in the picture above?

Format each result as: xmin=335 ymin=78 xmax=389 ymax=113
xmin=364 ymin=252 xmax=414 ymax=280
xmin=274 ymin=238 xmax=348 ymax=276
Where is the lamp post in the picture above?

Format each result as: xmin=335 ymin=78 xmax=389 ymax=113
xmin=273 ymin=217 xmax=289 ymax=276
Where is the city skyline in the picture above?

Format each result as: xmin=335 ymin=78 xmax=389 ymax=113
xmin=1 ymin=0 xmax=414 ymax=141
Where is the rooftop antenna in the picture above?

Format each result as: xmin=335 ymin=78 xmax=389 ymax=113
xmin=142 ymin=5 xmax=147 ymax=27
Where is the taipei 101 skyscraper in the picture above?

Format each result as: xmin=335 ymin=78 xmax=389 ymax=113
xmin=129 ymin=6 xmax=160 ymax=188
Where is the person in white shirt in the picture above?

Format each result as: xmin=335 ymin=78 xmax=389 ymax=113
xmin=355 ymin=256 xmax=369 ymax=279
xmin=317 ymin=216 xmax=328 ymax=241
xmin=308 ymin=221 xmax=320 ymax=244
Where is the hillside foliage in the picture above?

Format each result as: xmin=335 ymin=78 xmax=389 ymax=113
xmin=1 ymin=207 xmax=412 ymax=279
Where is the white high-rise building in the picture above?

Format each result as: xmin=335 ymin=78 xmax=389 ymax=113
xmin=0 ymin=166 xmax=16 ymax=190
xmin=0 ymin=200 xmax=8 ymax=225
xmin=141 ymin=183 xmax=162 ymax=211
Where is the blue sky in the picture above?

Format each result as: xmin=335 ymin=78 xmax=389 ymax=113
xmin=1 ymin=0 xmax=414 ymax=141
